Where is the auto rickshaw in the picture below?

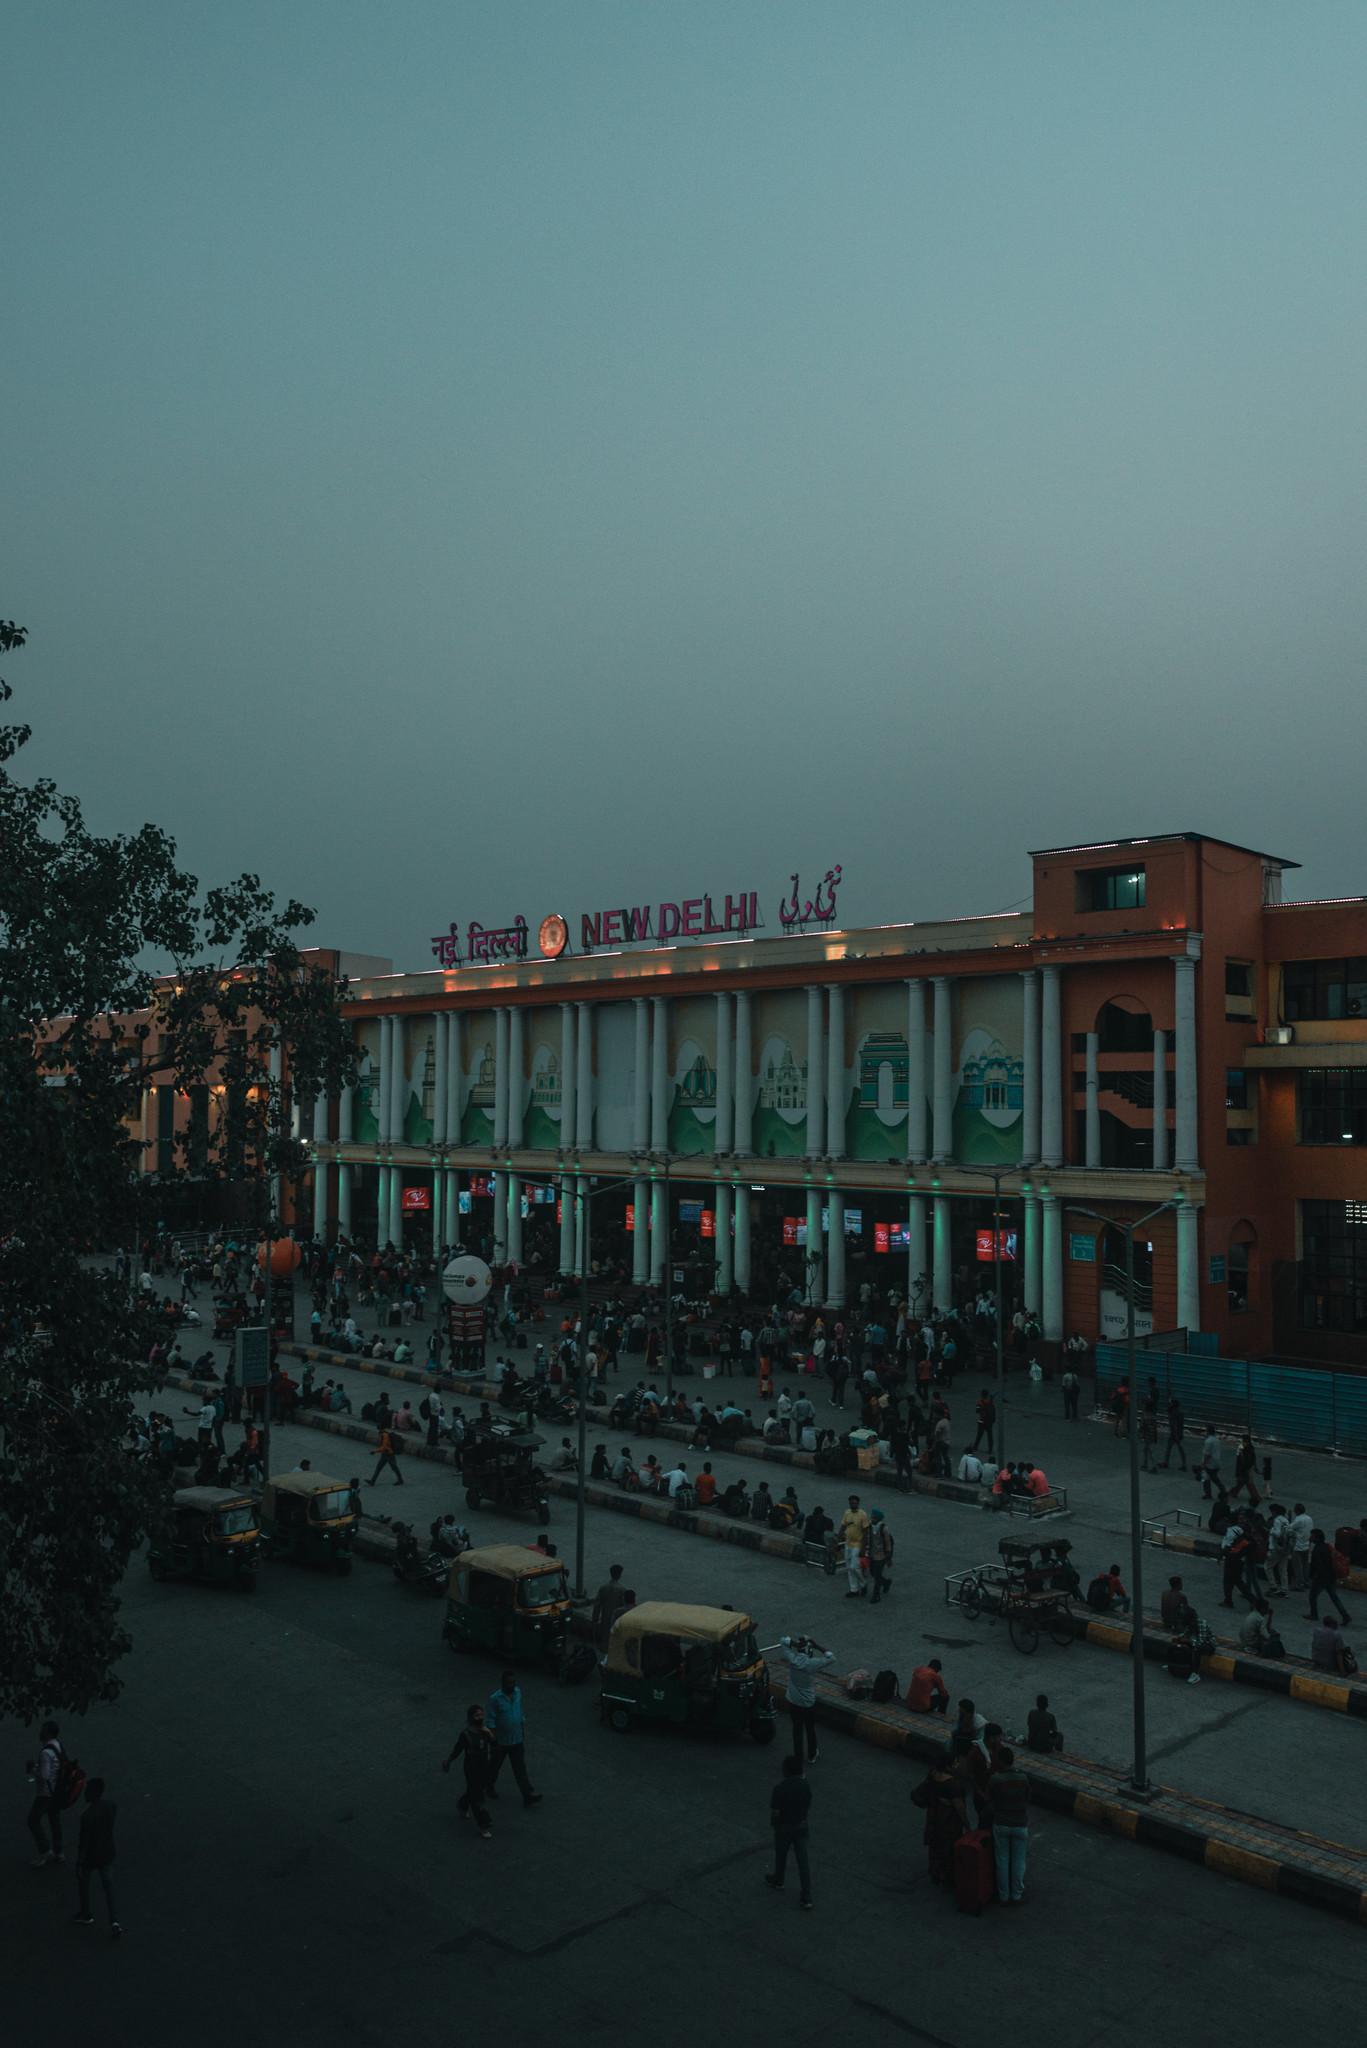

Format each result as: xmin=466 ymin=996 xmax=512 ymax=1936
xmin=260 ymin=1470 xmax=356 ymax=1571
xmin=147 ymin=1486 xmax=262 ymax=1589
xmin=459 ymin=1429 xmax=550 ymax=1524
xmin=599 ymin=1601 xmax=776 ymax=1742
xmin=443 ymin=1544 xmax=571 ymax=1661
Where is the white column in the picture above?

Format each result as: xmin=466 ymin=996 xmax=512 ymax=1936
xmin=314 ymin=1162 xmax=330 ymax=1238
xmin=734 ymin=991 xmax=753 ymax=1153
xmin=907 ymin=1194 xmax=928 ymax=1313
xmin=906 ymin=980 xmax=927 ymax=1163
xmin=632 ymin=1000 xmax=650 ymax=1151
xmin=650 ymin=1179 xmax=667 ymax=1286
xmin=507 ymin=1006 xmax=524 ymax=1148
xmin=1040 ymin=966 xmax=1063 ymax=1166
xmin=826 ymin=985 xmax=845 ymax=1158
xmin=1024 ymin=1193 xmax=1042 ymax=1315
xmin=1021 ymin=971 xmax=1040 ymax=1163
xmin=734 ymin=1182 xmax=752 ymax=1294
xmin=932 ymin=978 xmax=953 ymax=1162
xmin=388 ymin=1168 xmax=404 ymax=1250
xmin=445 ymin=1014 xmax=461 ymax=1147
xmin=312 ymin=1092 xmax=328 ymax=1144
xmin=932 ymin=1195 xmax=952 ymax=1312
xmin=714 ymin=1182 xmax=733 ymax=1293
xmin=376 ymin=1165 xmax=390 ymax=1245
xmin=1177 ymin=1202 xmax=1201 ymax=1332
xmin=1085 ymin=1031 xmax=1101 ymax=1169
xmin=493 ymin=1008 xmax=510 ymax=1148
xmin=805 ymin=1188 xmax=824 ymax=1303
xmin=1174 ymin=956 xmax=1199 ymax=1170
xmin=390 ymin=1017 xmax=406 ymax=1143
xmin=650 ymin=999 xmax=669 ymax=1153
xmin=492 ymin=1169 xmax=507 ymax=1262
xmin=377 ymin=1017 xmax=392 ymax=1140
xmin=444 ymin=1168 xmax=461 ymax=1248
xmin=632 ymin=1176 xmax=649 ymax=1284
xmin=559 ymin=1003 xmax=576 ymax=1151
xmin=826 ymin=1190 xmax=846 ymax=1308
xmin=432 ymin=1014 xmax=448 ymax=1146
xmin=573 ymin=1174 xmax=587 ymax=1277
xmin=1152 ymin=1029 xmax=1169 ymax=1171
xmin=714 ymin=993 xmax=733 ymax=1154
xmin=506 ymin=1175 xmax=523 ymax=1263
xmin=575 ymin=1004 xmax=593 ymax=1150
xmin=431 ymin=1171 xmax=444 ymax=1254
xmin=336 ymin=1163 xmax=352 ymax=1237
xmin=805 ymin=987 xmax=825 ymax=1156
xmin=558 ymin=1176 xmax=576 ymax=1274
xmin=1041 ymin=1194 xmax=1063 ymax=1341
xmin=339 ymin=1082 xmax=354 ymax=1145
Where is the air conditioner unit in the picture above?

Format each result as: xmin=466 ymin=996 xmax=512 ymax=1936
xmin=1265 ymin=1026 xmax=1295 ymax=1046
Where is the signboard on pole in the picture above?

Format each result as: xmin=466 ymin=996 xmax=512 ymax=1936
xmin=235 ymin=1326 xmax=270 ymax=1388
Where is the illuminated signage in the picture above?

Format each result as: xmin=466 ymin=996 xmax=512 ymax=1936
xmin=778 ymin=865 xmax=842 ymax=930
xmin=700 ymin=1208 xmax=716 ymax=1240
xmin=976 ymin=1229 xmax=1018 ymax=1263
xmin=401 ymin=1186 xmax=431 ymax=1212
xmin=581 ymin=891 xmax=760 ymax=953
xmin=430 ymin=918 xmax=529 ymax=967
xmin=874 ymin=1222 xmax=890 ymax=1254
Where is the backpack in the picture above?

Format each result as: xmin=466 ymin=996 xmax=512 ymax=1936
xmin=1085 ymin=1575 xmax=1112 ymax=1613
xmin=52 ymin=1746 xmax=86 ymax=1811
xmin=871 ymin=1669 xmax=899 ymax=1704
xmin=844 ymin=1669 xmax=873 ymax=1700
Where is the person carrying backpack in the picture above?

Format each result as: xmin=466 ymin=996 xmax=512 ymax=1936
xmin=868 ymin=1508 xmax=896 ymax=1604
xmin=26 ymin=1721 xmax=78 ymax=1868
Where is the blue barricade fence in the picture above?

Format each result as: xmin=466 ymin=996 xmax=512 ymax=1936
xmin=1095 ymin=1345 xmax=1367 ymax=1458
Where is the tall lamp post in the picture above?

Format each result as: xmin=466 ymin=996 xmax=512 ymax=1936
xmin=957 ymin=1165 xmax=1010 ymax=1471
xmin=1068 ymin=1197 xmax=1177 ymax=1798
xmin=565 ymin=1166 xmax=643 ymax=1599
xmin=646 ymin=1153 xmax=675 ymax=1402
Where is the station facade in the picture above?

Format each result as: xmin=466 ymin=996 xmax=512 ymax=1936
xmin=224 ymin=833 xmax=1367 ymax=1365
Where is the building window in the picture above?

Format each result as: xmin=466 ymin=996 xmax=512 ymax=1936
xmin=1300 ymin=1198 xmax=1367 ymax=1333
xmin=1225 ymin=960 xmax=1255 ymax=1021
xmin=1226 ymin=1128 xmax=1252 ymax=1146
xmin=1283 ymin=957 xmax=1367 ymax=1022
xmin=1076 ymin=866 xmax=1146 ymax=913
xmin=1096 ymin=1002 xmax=1153 ymax=1053
xmin=1227 ymin=1241 xmax=1251 ymax=1313
xmin=1299 ymin=1068 xmax=1367 ymax=1146
xmin=1225 ymin=1069 xmax=1249 ymax=1111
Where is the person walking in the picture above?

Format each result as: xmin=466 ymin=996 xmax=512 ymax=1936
xmin=443 ymin=1705 xmax=497 ymax=1838
xmin=26 ymin=1720 xmax=67 ymax=1868
xmin=989 ymin=1746 xmax=1030 ymax=1905
xmin=764 ymin=1755 xmax=813 ymax=1909
xmin=367 ymin=1425 xmax=404 ymax=1487
xmin=867 ymin=1508 xmax=895 ymax=1603
xmin=1139 ymin=1398 xmax=1159 ymax=1472
xmin=1305 ymin=1530 xmax=1351 ymax=1624
xmin=486 ymin=1672 xmax=543 ymax=1807
xmin=779 ymin=1634 xmax=834 ymax=1761
xmin=592 ymin=1563 xmax=633 ymax=1648
xmin=839 ymin=1495 xmax=870 ymax=1597
xmin=971 ymin=1391 xmax=996 ymax=1456
xmin=1160 ymin=1397 xmax=1187 ymax=1471
xmin=1061 ymin=1366 xmax=1081 ymax=1421
xmin=1197 ymin=1427 xmax=1227 ymax=1500
xmin=1287 ymin=1503 xmax=1314 ymax=1591
xmin=71 ymin=1778 xmax=120 ymax=1936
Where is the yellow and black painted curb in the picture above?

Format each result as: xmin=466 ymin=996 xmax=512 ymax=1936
xmin=1143 ymin=1520 xmax=1367 ymax=1594
xmin=1072 ymin=1614 xmax=1367 ymax=1718
xmin=783 ymin=1676 xmax=1367 ymax=1924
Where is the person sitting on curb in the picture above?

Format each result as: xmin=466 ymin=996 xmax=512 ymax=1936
xmin=1160 ymin=1575 xmax=1196 ymax=1634
xmin=905 ymin=1660 xmax=949 ymax=1715
xmin=1025 ymin=1692 xmax=1063 ymax=1752
xmin=1310 ymin=1615 xmax=1358 ymax=1676
xmin=1238 ymin=1599 xmax=1283 ymax=1658
xmin=611 ymin=1446 xmax=638 ymax=1491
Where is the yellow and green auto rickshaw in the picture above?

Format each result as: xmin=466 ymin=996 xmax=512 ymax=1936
xmin=260 ymin=1471 xmax=356 ymax=1571
xmin=443 ymin=1544 xmax=571 ymax=1662
xmin=599 ymin=1602 xmax=776 ymax=1742
xmin=148 ymin=1487 xmax=262 ymax=1590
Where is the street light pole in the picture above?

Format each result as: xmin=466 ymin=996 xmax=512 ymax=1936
xmin=566 ymin=1164 xmax=643 ymax=1600
xmin=992 ymin=1168 xmax=1006 ymax=1472
xmin=1069 ymin=1196 xmax=1175 ymax=1797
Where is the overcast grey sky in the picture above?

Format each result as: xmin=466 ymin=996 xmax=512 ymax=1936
xmin=7 ymin=3 xmax=1366 ymax=966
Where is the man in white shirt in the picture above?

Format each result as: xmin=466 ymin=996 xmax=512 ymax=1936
xmin=776 ymin=1390 xmax=794 ymax=1424
xmin=958 ymin=1449 xmax=986 ymax=1485
xmin=548 ymin=1438 xmax=577 ymax=1472
xmin=663 ymin=1462 xmax=689 ymax=1499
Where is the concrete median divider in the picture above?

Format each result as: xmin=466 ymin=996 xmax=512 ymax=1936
xmin=782 ymin=1671 xmax=1367 ymax=1923
xmin=1071 ymin=1613 xmax=1367 ymax=1718
xmin=1141 ymin=1514 xmax=1367 ymax=1594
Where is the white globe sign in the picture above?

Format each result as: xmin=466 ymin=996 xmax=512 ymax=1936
xmin=442 ymin=1254 xmax=493 ymax=1305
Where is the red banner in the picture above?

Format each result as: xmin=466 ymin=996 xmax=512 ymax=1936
xmin=625 ymin=1203 xmax=635 ymax=1233
xmin=401 ymin=1186 xmax=431 ymax=1212
xmin=874 ymin=1222 xmax=890 ymax=1255
xmin=700 ymin=1208 xmax=715 ymax=1239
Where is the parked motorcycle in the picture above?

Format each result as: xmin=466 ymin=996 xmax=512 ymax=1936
xmin=391 ymin=1523 xmax=448 ymax=1595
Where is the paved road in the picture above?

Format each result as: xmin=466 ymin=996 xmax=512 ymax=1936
xmin=9 ymin=1540 xmax=1367 ymax=2048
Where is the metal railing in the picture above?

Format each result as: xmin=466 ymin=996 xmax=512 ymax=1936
xmin=1098 ymin=1344 xmax=1367 ymax=1459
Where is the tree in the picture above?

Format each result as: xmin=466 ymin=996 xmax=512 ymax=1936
xmin=0 ymin=618 xmax=356 ymax=1721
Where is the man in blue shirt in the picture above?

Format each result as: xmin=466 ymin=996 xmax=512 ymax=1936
xmin=486 ymin=1672 xmax=543 ymax=1808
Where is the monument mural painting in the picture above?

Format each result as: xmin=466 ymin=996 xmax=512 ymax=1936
xmin=666 ymin=996 xmax=717 ymax=1155
xmin=527 ymin=1022 xmax=563 ymax=1151
xmin=952 ymin=976 xmax=1025 ymax=1165
xmin=402 ymin=1027 xmax=435 ymax=1146
xmin=752 ymin=989 xmax=809 ymax=1157
xmin=845 ymin=985 xmax=912 ymax=1160
xmin=593 ymin=1001 xmax=636 ymax=1153
xmin=460 ymin=1031 xmax=496 ymax=1146
xmin=353 ymin=1022 xmax=381 ymax=1143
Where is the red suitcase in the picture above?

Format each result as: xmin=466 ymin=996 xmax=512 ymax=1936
xmin=953 ymin=1829 xmax=994 ymax=1914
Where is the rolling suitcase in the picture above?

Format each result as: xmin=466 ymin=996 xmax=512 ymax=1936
xmin=953 ymin=1829 xmax=994 ymax=1914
